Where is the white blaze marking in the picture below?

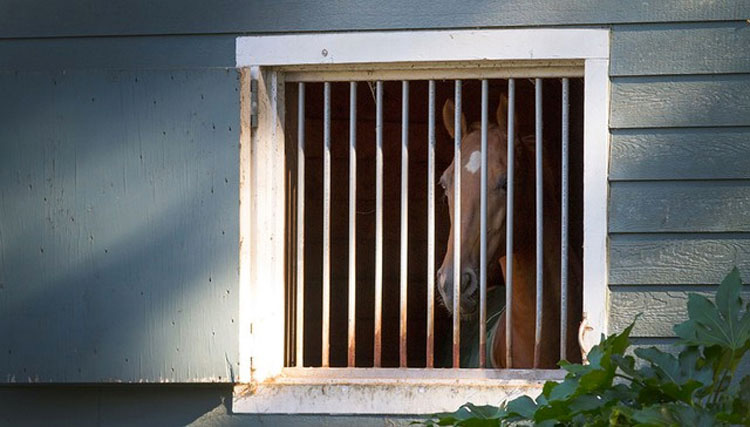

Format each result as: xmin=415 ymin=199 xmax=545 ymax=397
xmin=465 ymin=151 xmax=481 ymax=174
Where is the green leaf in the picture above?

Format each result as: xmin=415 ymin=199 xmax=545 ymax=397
xmin=631 ymin=404 xmax=673 ymax=426
xmin=547 ymin=377 xmax=578 ymax=400
xmin=674 ymin=269 xmax=750 ymax=353
xmin=716 ymin=267 xmax=742 ymax=322
xmin=558 ymin=359 xmax=588 ymax=375
xmin=505 ymin=395 xmax=536 ymax=419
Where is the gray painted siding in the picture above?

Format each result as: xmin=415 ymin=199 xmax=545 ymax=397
xmin=0 ymin=36 xmax=237 ymax=70
xmin=610 ymin=128 xmax=750 ymax=180
xmin=0 ymin=3 xmax=746 ymax=423
xmin=0 ymin=68 xmax=240 ymax=382
xmin=1 ymin=0 xmax=749 ymax=38
xmin=605 ymin=20 xmax=750 ymax=343
xmin=0 ymin=385 xmax=415 ymax=426
xmin=611 ymin=22 xmax=750 ymax=76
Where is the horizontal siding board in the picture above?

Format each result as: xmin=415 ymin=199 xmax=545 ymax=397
xmin=610 ymin=75 xmax=750 ymax=128
xmin=1 ymin=0 xmax=750 ymax=38
xmin=0 ymin=68 xmax=240 ymax=383
xmin=611 ymin=22 xmax=750 ymax=76
xmin=0 ymin=36 xmax=236 ymax=70
xmin=609 ymin=288 xmax=750 ymax=336
xmin=610 ymin=128 xmax=750 ymax=180
xmin=610 ymin=181 xmax=750 ymax=233
xmin=609 ymin=234 xmax=750 ymax=285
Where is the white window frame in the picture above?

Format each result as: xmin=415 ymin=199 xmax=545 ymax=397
xmin=234 ymin=28 xmax=610 ymax=415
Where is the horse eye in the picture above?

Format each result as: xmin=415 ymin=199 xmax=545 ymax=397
xmin=496 ymin=173 xmax=508 ymax=191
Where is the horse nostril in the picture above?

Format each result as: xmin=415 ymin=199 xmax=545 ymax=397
xmin=461 ymin=269 xmax=478 ymax=294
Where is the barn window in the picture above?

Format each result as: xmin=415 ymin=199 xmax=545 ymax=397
xmin=235 ymin=29 xmax=610 ymax=414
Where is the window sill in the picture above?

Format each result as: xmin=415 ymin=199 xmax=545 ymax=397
xmin=233 ymin=368 xmax=564 ymax=414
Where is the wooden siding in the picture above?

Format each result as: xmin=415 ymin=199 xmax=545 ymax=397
xmin=609 ymin=288 xmax=750 ymax=337
xmin=1 ymin=0 xmax=749 ymax=38
xmin=610 ymin=128 xmax=750 ymax=181
xmin=608 ymin=19 xmax=750 ymax=341
xmin=611 ymin=74 xmax=750 ymax=128
xmin=0 ymin=68 xmax=240 ymax=382
xmin=0 ymin=2 xmax=747 ymax=389
xmin=0 ymin=35 xmax=236 ymax=70
xmin=610 ymin=234 xmax=750 ymax=286
xmin=610 ymin=181 xmax=750 ymax=233
xmin=611 ymin=22 xmax=750 ymax=76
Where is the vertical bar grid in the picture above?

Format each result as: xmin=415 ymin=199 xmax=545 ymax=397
xmin=322 ymin=82 xmax=331 ymax=368
xmin=479 ymin=79 xmax=488 ymax=368
xmin=374 ymin=81 xmax=384 ymax=367
xmin=560 ymin=78 xmax=570 ymax=361
xmin=296 ymin=82 xmax=305 ymax=368
xmin=505 ymin=78 xmax=515 ymax=368
xmin=348 ymin=82 xmax=357 ymax=367
xmin=534 ymin=78 xmax=544 ymax=367
xmin=426 ymin=80 xmax=436 ymax=368
xmin=400 ymin=81 xmax=409 ymax=367
xmin=452 ymin=80 xmax=462 ymax=368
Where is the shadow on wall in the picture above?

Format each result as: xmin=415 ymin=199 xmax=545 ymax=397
xmin=0 ymin=385 xmax=418 ymax=427
xmin=0 ymin=68 xmax=239 ymax=382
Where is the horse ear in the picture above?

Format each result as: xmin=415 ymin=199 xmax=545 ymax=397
xmin=496 ymin=94 xmax=509 ymax=131
xmin=442 ymin=99 xmax=467 ymax=140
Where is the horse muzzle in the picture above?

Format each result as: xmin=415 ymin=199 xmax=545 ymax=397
xmin=437 ymin=266 xmax=479 ymax=316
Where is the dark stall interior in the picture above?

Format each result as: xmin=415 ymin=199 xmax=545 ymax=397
xmin=284 ymin=78 xmax=584 ymax=368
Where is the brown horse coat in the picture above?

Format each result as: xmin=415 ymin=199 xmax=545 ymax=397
xmin=438 ymin=96 xmax=582 ymax=369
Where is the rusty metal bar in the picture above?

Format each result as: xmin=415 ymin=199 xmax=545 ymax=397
xmin=348 ymin=81 xmax=357 ymax=367
xmin=453 ymin=79 xmax=462 ymax=368
xmin=534 ymin=78 xmax=544 ymax=366
xmin=560 ymin=78 xmax=570 ymax=362
xmin=479 ymin=79 xmax=488 ymax=368
xmin=296 ymin=82 xmax=305 ymax=368
xmin=400 ymin=80 xmax=409 ymax=367
xmin=374 ymin=80 xmax=384 ymax=367
xmin=322 ymin=82 xmax=331 ymax=367
xmin=426 ymin=80 xmax=436 ymax=368
xmin=505 ymin=78 xmax=515 ymax=368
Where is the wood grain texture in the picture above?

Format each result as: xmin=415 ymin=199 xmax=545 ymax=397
xmin=610 ymin=128 xmax=750 ymax=180
xmin=0 ymin=36 xmax=236 ymax=70
xmin=610 ymin=75 xmax=750 ymax=128
xmin=611 ymin=22 xmax=750 ymax=76
xmin=0 ymin=68 xmax=240 ymax=383
xmin=610 ymin=181 xmax=750 ymax=233
xmin=1 ymin=0 xmax=749 ymax=38
xmin=609 ymin=234 xmax=750 ymax=285
xmin=609 ymin=288 xmax=750 ymax=337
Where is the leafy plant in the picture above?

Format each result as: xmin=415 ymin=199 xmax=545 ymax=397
xmin=419 ymin=268 xmax=750 ymax=426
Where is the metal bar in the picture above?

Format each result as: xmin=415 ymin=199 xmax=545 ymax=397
xmin=452 ymin=80 xmax=462 ymax=369
xmin=322 ymin=82 xmax=331 ymax=368
xmin=560 ymin=78 xmax=570 ymax=362
xmin=296 ymin=82 xmax=305 ymax=368
xmin=348 ymin=81 xmax=357 ymax=367
xmin=534 ymin=78 xmax=544 ymax=367
xmin=374 ymin=81 xmax=384 ymax=368
xmin=426 ymin=80 xmax=436 ymax=368
xmin=479 ymin=79 xmax=489 ymax=368
xmin=400 ymin=81 xmax=409 ymax=367
xmin=505 ymin=79 xmax=515 ymax=368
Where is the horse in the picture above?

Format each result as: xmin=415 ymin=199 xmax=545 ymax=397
xmin=436 ymin=94 xmax=582 ymax=368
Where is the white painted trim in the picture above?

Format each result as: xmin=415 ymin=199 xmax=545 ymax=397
xmin=235 ymin=27 xmax=610 ymax=414
xmin=581 ymin=58 xmax=611 ymax=353
xmin=238 ymin=68 xmax=253 ymax=382
xmin=236 ymin=29 xmax=609 ymax=67
xmin=234 ymin=369 xmax=564 ymax=414
xmin=245 ymin=68 xmax=287 ymax=382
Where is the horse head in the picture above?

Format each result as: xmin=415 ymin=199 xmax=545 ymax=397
xmin=437 ymin=95 xmax=511 ymax=318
